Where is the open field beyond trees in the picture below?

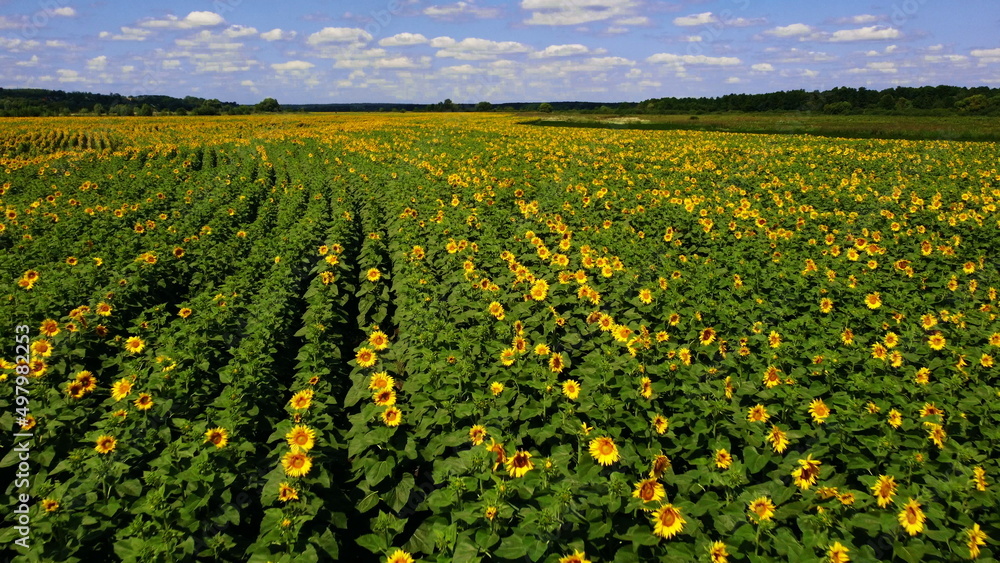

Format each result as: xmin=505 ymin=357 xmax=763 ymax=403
xmin=1 ymin=113 xmax=999 ymax=562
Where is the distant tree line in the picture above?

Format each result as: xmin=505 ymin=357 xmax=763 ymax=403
xmin=0 ymin=88 xmax=283 ymax=117
xmin=2 ymin=86 xmax=998 ymax=117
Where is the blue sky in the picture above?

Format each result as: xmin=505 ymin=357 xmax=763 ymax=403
xmin=1 ymin=0 xmax=998 ymax=104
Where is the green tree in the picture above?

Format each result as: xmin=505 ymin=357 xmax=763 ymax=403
xmin=475 ymin=101 xmax=493 ymax=112
xmin=538 ymin=102 xmax=553 ymax=113
xmin=255 ymin=97 xmax=280 ymax=113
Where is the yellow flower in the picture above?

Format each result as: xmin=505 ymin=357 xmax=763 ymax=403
xmin=490 ymin=381 xmax=504 ymax=395
xmin=651 ymin=414 xmax=668 ymax=435
xmin=289 ymin=389 xmax=314 ymax=410
xmin=281 ymin=450 xmax=313 ymax=478
xmin=95 ymin=435 xmax=117 ymax=454
xmin=366 ymin=268 xmax=381 ymax=282
xmin=562 ymin=379 xmax=581 ymax=400
xmin=204 ymin=427 xmax=229 ymax=448
xmin=278 ymin=482 xmax=299 ymax=502
xmin=134 ymin=393 xmax=154 ymax=411
xmin=385 ymin=549 xmax=414 ymax=563
xmin=124 ymin=336 xmax=145 ymax=354
xmin=967 ymin=523 xmax=988 ymax=559
xmin=356 ymin=347 xmax=377 ymax=368
xmin=791 ymin=455 xmax=822 ymax=490
xmin=589 ymin=436 xmax=620 ymax=466
xmin=871 ymin=475 xmax=897 ymax=508
xmin=808 ymin=398 xmax=831 ymax=423
xmin=506 ymin=450 xmax=534 ymax=478
xmin=111 ymin=378 xmax=133 ymax=401
xmin=469 ymin=425 xmax=487 ymax=446
xmin=897 ymin=498 xmax=925 ymax=536
xmin=714 ymin=449 xmax=733 ymax=469
xmin=708 ymin=541 xmax=729 ymax=563
xmin=767 ymin=425 xmax=788 ymax=453
xmin=632 ymin=478 xmax=666 ymax=503
xmin=558 ymin=550 xmax=591 ymax=563
xmin=748 ymin=496 xmax=776 ymax=522
xmin=864 ymin=292 xmax=882 ymax=309
xmin=827 ymin=542 xmax=850 ymax=563
xmin=286 ymin=425 xmax=316 ymax=451
xmin=650 ymin=503 xmax=685 ymax=539
xmin=382 ymin=406 xmax=402 ymax=427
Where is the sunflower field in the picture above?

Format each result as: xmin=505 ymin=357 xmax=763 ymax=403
xmin=1 ymin=113 xmax=999 ymax=562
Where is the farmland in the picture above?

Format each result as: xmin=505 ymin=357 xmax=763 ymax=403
xmin=1 ymin=113 xmax=999 ymax=562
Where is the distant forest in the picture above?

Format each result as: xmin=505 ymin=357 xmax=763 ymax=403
xmin=1 ymin=84 xmax=998 ymax=117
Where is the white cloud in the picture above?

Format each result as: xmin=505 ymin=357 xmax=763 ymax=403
xmin=162 ymin=60 xmax=181 ymax=69
xmin=424 ymin=1 xmax=501 ymax=20
xmin=430 ymin=36 xmax=456 ymax=48
xmin=16 ymin=55 xmax=40 ymax=67
xmin=374 ymin=56 xmax=433 ymax=69
xmin=725 ymin=77 xmax=742 ymax=84
xmin=435 ymin=37 xmax=531 ymax=60
xmin=49 ymin=7 xmax=76 ymax=17
xmin=530 ymin=44 xmax=593 ymax=58
xmin=923 ymin=54 xmax=968 ymax=63
xmin=764 ymin=23 xmax=813 ymax=37
xmin=121 ymin=65 xmax=134 ymax=73
xmin=971 ymin=48 xmax=1000 ymax=63
xmin=927 ymin=44 xmax=944 ymax=52
xmin=846 ymin=61 xmax=897 ymax=74
xmin=440 ymin=64 xmax=483 ymax=75
xmin=673 ymin=12 xmax=717 ymax=27
xmin=261 ymin=28 xmax=296 ymax=41
xmin=241 ymin=80 xmax=255 ymax=86
xmin=223 ymin=25 xmax=258 ymax=38
xmin=751 ymin=63 xmax=774 ymax=72
xmin=140 ymin=11 xmax=225 ymax=29
xmin=86 ymin=55 xmax=108 ymax=70
xmin=272 ymin=60 xmax=315 ymax=71
xmin=615 ymin=16 xmax=649 ymax=25
xmin=0 ymin=15 xmax=24 ymax=29
xmin=56 ymin=69 xmax=83 ymax=82
xmin=307 ymin=27 xmax=372 ymax=45
xmin=522 ymin=0 xmax=639 ymax=26
xmin=647 ymin=53 xmax=741 ymax=66
xmin=379 ymin=33 xmax=428 ymax=47
xmin=680 ymin=35 xmax=703 ymax=42
xmin=99 ymin=26 xmax=152 ymax=41
xmin=828 ymin=26 xmax=900 ymax=42
xmin=834 ymin=14 xmax=879 ymax=25
xmin=726 ymin=17 xmax=768 ymax=27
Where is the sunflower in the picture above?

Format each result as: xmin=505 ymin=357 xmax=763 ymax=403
xmin=649 ymin=454 xmax=671 ymax=478
xmin=549 ymin=353 xmax=565 ymax=373
xmin=95 ymin=435 xmax=117 ymax=454
xmin=819 ymin=298 xmax=834 ymax=313
xmin=205 ymin=427 xmax=229 ymax=448
xmin=791 ymin=455 xmax=822 ymax=490
xmin=967 ymin=523 xmax=988 ymax=559
xmin=972 ymin=466 xmax=988 ymax=491
xmin=96 ymin=302 xmax=112 ymax=317
xmin=700 ymin=327 xmax=716 ymax=346
xmin=484 ymin=506 xmax=498 ymax=521
xmin=768 ymin=331 xmax=782 ymax=348
xmin=887 ymin=409 xmax=902 ymax=428
xmin=134 ymin=393 xmax=154 ymax=410
xmin=748 ymin=496 xmax=776 ymax=522
xmin=708 ymin=541 xmax=729 ymax=563
xmin=871 ymin=475 xmax=897 ymax=508
xmin=808 ymin=399 xmax=831 ymax=423
xmin=506 ymin=450 xmax=534 ymax=478
xmin=767 ymin=425 xmax=789 ymax=453
xmin=281 ymin=450 xmax=313 ymax=478
xmin=469 ymin=425 xmax=487 ymax=446
xmin=178 ymin=307 xmax=192 ymax=319
xmin=864 ymin=292 xmax=883 ymax=309
xmin=289 ymin=389 xmax=314 ymax=410
xmin=278 ymin=482 xmax=299 ymax=502
xmin=558 ymin=550 xmax=592 ymax=563
xmin=914 ymin=367 xmax=931 ymax=385
xmin=286 ymin=425 xmax=316 ymax=451
xmin=589 ymin=436 xmax=620 ymax=466
xmin=65 ymin=380 xmax=85 ymax=399
xmin=919 ymin=403 xmax=944 ymax=418
xmin=490 ymin=381 xmax=505 ymax=395
xmin=486 ymin=438 xmax=507 ymax=471
xmin=927 ymin=332 xmax=946 ymax=351
xmin=762 ymin=366 xmax=782 ymax=388
xmin=632 ymin=478 xmax=666 ymax=503
xmin=385 ymin=550 xmax=414 ymax=563
xmin=827 ymin=542 xmax=850 ymax=563
xmin=562 ymin=379 xmax=581 ymax=400
xmin=638 ymin=289 xmax=653 ymax=305
xmin=747 ymin=404 xmax=769 ymax=423
xmin=530 ymin=279 xmax=549 ymax=301
xmin=76 ymin=370 xmax=97 ymax=393
xmin=356 ymin=347 xmax=377 ymax=368
xmin=651 ymin=414 xmax=669 ymax=435
xmin=20 ymin=415 xmax=36 ymax=431
xmin=924 ymin=422 xmax=946 ymax=449
xmin=124 ymin=336 xmax=145 ymax=354
xmin=382 ymin=406 xmax=402 ymax=427
xmin=369 ymin=330 xmax=390 ymax=350
xmin=373 ymin=388 xmax=396 ymax=406
xmin=366 ymin=268 xmax=381 ymax=282
xmin=41 ymin=498 xmax=60 ymax=513
xmin=841 ymin=328 xmax=855 ymax=345
xmin=31 ymin=339 xmax=53 ymax=358
xmin=637 ymin=377 xmax=655 ymax=399
xmin=898 ymin=498 xmax=925 ymax=536
xmin=651 ymin=503 xmax=685 ymax=539
xmin=714 ymin=449 xmax=733 ymax=469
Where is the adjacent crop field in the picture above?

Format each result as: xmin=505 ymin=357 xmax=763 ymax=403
xmin=1 ymin=114 xmax=998 ymax=563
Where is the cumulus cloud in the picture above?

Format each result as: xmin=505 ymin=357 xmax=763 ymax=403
xmin=373 ymin=56 xmax=433 ymax=69
xmin=424 ymin=1 xmax=500 ymax=20
xmin=764 ymin=23 xmax=814 ymax=37
xmin=971 ymin=48 xmax=1000 ymax=63
xmin=272 ymin=60 xmax=315 ymax=71
xmin=140 ymin=11 xmax=225 ymax=29
xmin=223 ymin=25 xmax=258 ymax=38
xmin=16 ymin=55 xmax=40 ymax=67
xmin=261 ymin=28 xmax=296 ymax=41
xmin=49 ymin=7 xmax=76 ymax=17
xmin=828 ymin=26 xmax=900 ymax=42
xmin=435 ymin=37 xmax=531 ymax=60
xmin=379 ymin=33 xmax=428 ymax=47
xmin=86 ymin=55 xmax=108 ymax=70
xmin=834 ymin=14 xmax=879 ymax=25
xmin=647 ymin=53 xmax=741 ymax=65
xmin=307 ymin=27 xmax=372 ymax=45
xmin=522 ymin=0 xmax=639 ymax=26
xmin=99 ymin=27 xmax=152 ymax=41
xmin=751 ymin=63 xmax=775 ymax=72
xmin=56 ymin=69 xmax=84 ymax=82
xmin=673 ymin=12 xmax=717 ymax=27
xmin=530 ymin=44 xmax=595 ymax=58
